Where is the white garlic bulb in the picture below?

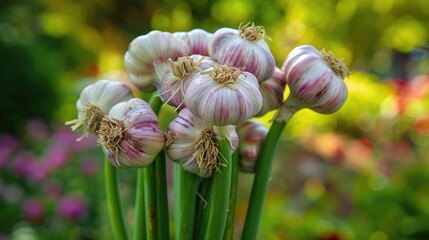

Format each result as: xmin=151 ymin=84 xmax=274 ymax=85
xmin=124 ymin=31 xmax=188 ymax=91
xmin=278 ymin=45 xmax=349 ymax=122
xmin=237 ymin=120 xmax=268 ymax=173
xmin=97 ymin=98 xmax=165 ymax=168
xmin=173 ymin=29 xmax=213 ymax=56
xmin=166 ymin=108 xmax=238 ymax=177
xmin=256 ymin=67 xmax=286 ymax=117
xmin=160 ymin=55 xmax=216 ymax=109
xmin=208 ymin=23 xmax=275 ymax=82
xmin=185 ymin=65 xmax=262 ymax=126
xmin=66 ymin=80 xmax=134 ymax=140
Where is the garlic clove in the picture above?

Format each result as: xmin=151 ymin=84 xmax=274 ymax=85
xmin=277 ymin=45 xmax=349 ymax=122
xmin=185 ymin=65 xmax=263 ymax=126
xmin=160 ymin=55 xmax=216 ymax=109
xmin=173 ymin=29 xmax=213 ymax=56
xmin=237 ymin=120 xmax=268 ymax=173
xmin=97 ymin=98 xmax=165 ymax=168
xmin=124 ymin=31 xmax=188 ymax=91
xmin=208 ymin=23 xmax=275 ymax=82
xmin=66 ymin=80 xmax=134 ymax=140
xmin=256 ymin=67 xmax=287 ymax=117
xmin=166 ymin=108 xmax=238 ymax=177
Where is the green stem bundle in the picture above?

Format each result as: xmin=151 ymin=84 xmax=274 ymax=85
xmin=241 ymin=120 xmax=287 ymax=239
xmin=105 ymin=160 xmax=129 ymax=240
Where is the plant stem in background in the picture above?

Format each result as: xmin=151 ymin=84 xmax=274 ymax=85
xmin=179 ymin=171 xmax=201 ymax=239
xmin=143 ymin=164 xmax=157 ymax=239
xmin=155 ymin=150 xmax=170 ymax=239
xmin=173 ymin=163 xmax=183 ymax=239
xmin=105 ymin=160 xmax=129 ymax=240
xmin=201 ymin=138 xmax=232 ymax=239
xmin=224 ymin=150 xmax=239 ymax=239
xmin=133 ymin=168 xmax=146 ymax=240
xmin=241 ymin=120 xmax=287 ymax=239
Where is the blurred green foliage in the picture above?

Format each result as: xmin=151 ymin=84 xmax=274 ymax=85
xmin=1 ymin=0 xmax=429 ymax=239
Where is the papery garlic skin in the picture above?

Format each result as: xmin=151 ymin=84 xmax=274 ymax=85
xmin=66 ymin=80 xmax=134 ymax=139
xmin=97 ymin=98 xmax=165 ymax=168
xmin=173 ymin=29 xmax=213 ymax=56
xmin=161 ymin=55 xmax=216 ymax=109
xmin=124 ymin=31 xmax=188 ymax=91
xmin=166 ymin=108 xmax=238 ymax=177
xmin=237 ymin=120 xmax=268 ymax=173
xmin=279 ymin=45 xmax=349 ymax=121
xmin=208 ymin=23 xmax=275 ymax=82
xmin=256 ymin=67 xmax=286 ymax=117
xmin=185 ymin=65 xmax=263 ymax=126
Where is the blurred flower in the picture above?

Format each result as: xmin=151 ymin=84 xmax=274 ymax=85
xmin=2 ymin=184 xmax=24 ymax=204
xmin=51 ymin=126 xmax=97 ymax=151
xmin=26 ymin=119 xmax=48 ymax=140
xmin=22 ymin=198 xmax=45 ymax=223
xmin=11 ymin=151 xmax=36 ymax=176
xmin=42 ymin=181 xmax=63 ymax=200
xmin=57 ymin=195 xmax=86 ymax=222
xmin=44 ymin=143 xmax=71 ymax=169
xmin=80 ymin=157 xmax=99 ymax=176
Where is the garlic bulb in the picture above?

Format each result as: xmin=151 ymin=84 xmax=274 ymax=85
xmin=124 ymin=31 xmax=188 ymax=91
xmin=97 ymin=98 xmax=165 ymax=168
xmin=237 ymin=120 xmax=268 ymax=173
xmin=208 ymin=23 xmax=275 ymax=82
xmin=166 ymin=108 xmax=238 ymax=177
xmin=66 ymin=80 xmax=134 ymax=140
xmin=160 ymin=55 xmax=216 ymax=109
xmin=173 ymin=29 xmax=213 ymax=56
xmin=277 ymin=45 xmax=349 ymax=122
xmin=185 ymin=64 xmax=262 ymax=126
xmin=256 ymin=67 xmax=286 ymax=117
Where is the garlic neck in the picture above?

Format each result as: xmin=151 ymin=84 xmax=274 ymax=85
xmin=170 ymin=56 xmax=205 ymax=79
xmin=320 ymin=50 xmax=350 ymax=79
xmin=207 ymin=65 xmax=243 ymax=89
xmin=239 ymin=22 xmax=268 ymax=41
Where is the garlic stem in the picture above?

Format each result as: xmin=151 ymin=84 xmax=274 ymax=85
xmin=105 ymin=159 xmax=129 ymax=240
xmin=241 ymin=120 xmax=287 ymax=239
xmin=201 ymin=137 xmax=232 ymax=239
xmin=223 ymin=150 xmax=239 ymax=239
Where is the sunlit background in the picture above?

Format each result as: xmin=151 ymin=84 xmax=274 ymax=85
xmin=1 ymin=0 xmax=429 ymax=239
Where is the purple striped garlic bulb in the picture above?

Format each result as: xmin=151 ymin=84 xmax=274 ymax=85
xmin=277 ymin=45 xmax=350 ymax=122
xmin=97 ymin=98 xmax=165 ymax=168
xmin=124 ymin=31 xmax=188 ymax=91
xmin=237 ymin=120 xmax=268 ymax=173
xmin=66 ymin=80 xmax=134 ymax=140
xmin=208 ymin=23 xmax=275 ymax=82
xmin=160 ymin=55 xmax=216 ymax=109
xmin=166 ymin=108 xmax=238 ymax=177
xmin=185 ymin=64 xmax=262 ymax=126
xmin=256 ymin=67 xmax=286 ymax=117
xmin=173 ymin=29 xmax=213 ymax=56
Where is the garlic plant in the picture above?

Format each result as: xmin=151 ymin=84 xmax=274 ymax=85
xmin=166 ymin=108 xmax=238 ymax=177
xmin=160 ymin=54 xmax=215 ymax=109
xmin=185 ymin=64 xmax=263 ymax=126
xmin=276 ymin=45 xmax=349 ymax=122
xmin=257 ymin=67 xmax=287 ymax=117
xmin=124 ymin=31 xmax=188 ymax=91
xmin=66 ymin=80 xmax=133 ymax=140
xmin=208 ymin=22 xmax=275 ymax=82
xmin=66 ymin=23 xmax=351 ymax=240
xmin=97 ymin=98 xmax=165 ymax=168
xmin=173 ymin=29 xmax=213 ymax=56
xmin=237 ymin=120 xmax=268 ymax=173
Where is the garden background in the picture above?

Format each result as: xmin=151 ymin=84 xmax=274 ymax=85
xmin=1 ymin=0 xmax=429 ymax=239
